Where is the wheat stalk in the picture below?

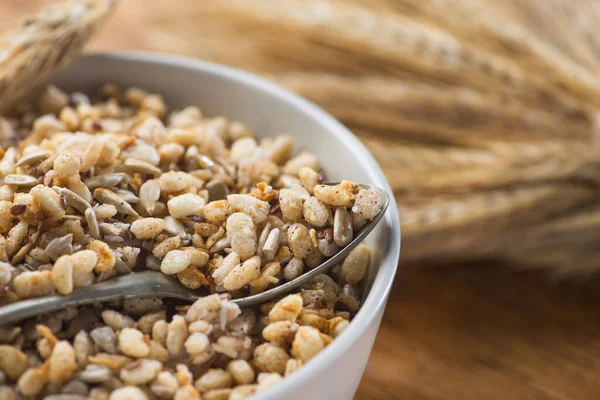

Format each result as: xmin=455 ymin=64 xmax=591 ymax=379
xmin=399 ymin=183 xmax=599 ymax=263
xmin=190 ymin=1 xmax=600 ymax=116
xmin=500 ymin=0 xmax=600 ymax=72
xmin=360 ymin=0 xmax=600 ymax=108
xmin=479 ymin=205 xmax=600 ymax=276
xmin=274 ymin=73 xmax=594 ymax=143
xmin=0 ymin=0 xmax=117 ymax=113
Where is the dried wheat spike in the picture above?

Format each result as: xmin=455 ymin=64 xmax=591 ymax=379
xmin=495 ymin=206 xmax=600 ymax=276
xmin=399 ymin=183 xmax=596 ymax=234
xmin=399 ymin=183 xmax=598 ymax=264
xmin=0 ymin=0 xmax=117 ymax=113
xmin=274 ymin=73 xmax=593 ymax=142
xmin=196 ymin=0 xmax=594 ymax=115
xmin=361 ymin=0 xmax=600 ymax=110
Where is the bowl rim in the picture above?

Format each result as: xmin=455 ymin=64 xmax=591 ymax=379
xmin=75 ymin=51 xmax=401 ymax=396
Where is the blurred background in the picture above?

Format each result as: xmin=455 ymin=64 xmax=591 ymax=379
xmin=3 ymin=0 xmax=600 ymax=398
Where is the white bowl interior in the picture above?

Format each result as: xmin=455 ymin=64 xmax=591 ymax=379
xmin=46 ymin=52 xmax=401 ymax=398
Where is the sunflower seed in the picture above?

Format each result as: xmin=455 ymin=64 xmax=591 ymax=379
xmin=45 ymin=234 xmax=74 ymax=261
xmin=11 ymin=227 xmax=39 ymax=265
xmin=256 ymin=223 xmax=272 ymax=258
xmin=114 ymin=189 xmax=139 ymax=204
xmin=103 ymin=235 xmax=124 ymax=245
xmin=210 ymin=237 xmax=231 ymax=254
xmin=85 ymin=208 xmax=100 ymax=240
xmin=114 ymin=257 xmax=132 ymax=274
xmin=163 ymin=216 xmax=187 ymax=238
xmin=93 ymin=188 xmax=138 ymax=217
xmin=83 ymin=173 xmax=125 ymax=190
xmin=262 ymin=228 xmax=280 ymax=262
xmin=318 ymin=238 xmax=341 ymax=257
xmin=123 ymin=158 xmax=162 ymax=176
xmin=333 ymin=207 xmax=353 ymax=247
xmin=99 ymin=222 xmax=124 ymax=237
xmin=15 ymin=150 xmax=52 ymax=167
xmin=78 ymin=365 xmax=112 ymax=383
xmin=205 ymin=179 xmax=229 ymax=201
xmin=4 ymin=174 xmax=38 ymax=187
xmin=53 ymin=186 xmax=91 ymax=213
xmin=139 ymin=180 xmax=160 ymax=215
xmin=90 ymin=326 xmax=118 ymax=353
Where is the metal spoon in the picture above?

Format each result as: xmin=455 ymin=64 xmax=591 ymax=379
xmin=0 ymin=184 xmax=389 ymax=325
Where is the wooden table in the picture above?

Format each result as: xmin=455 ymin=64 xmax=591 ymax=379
xmin=357 ymin=263 xmax=600 ymax=399
xmin=3 ymin=1 xmax=600 ymax=399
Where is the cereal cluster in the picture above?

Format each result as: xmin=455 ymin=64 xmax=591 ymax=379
xmin=0 ymin=84 xmax=382 ymax=399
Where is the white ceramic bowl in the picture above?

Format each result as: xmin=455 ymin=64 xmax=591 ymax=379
xmin=49 ymin=52 xmax=401 ymax=399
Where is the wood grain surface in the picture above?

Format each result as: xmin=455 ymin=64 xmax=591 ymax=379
xmin=3 ymin=1 xmax=600 ymax=399
xmin=358 ymin=263 xmax=600 ymax=399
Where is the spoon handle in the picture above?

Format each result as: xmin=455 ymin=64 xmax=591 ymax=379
xmin=0 ymin=272 xmax=193 ymax=326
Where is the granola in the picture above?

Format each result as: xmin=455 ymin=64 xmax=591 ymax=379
xmin=0 ymin=84 xmax=382 ymax=399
